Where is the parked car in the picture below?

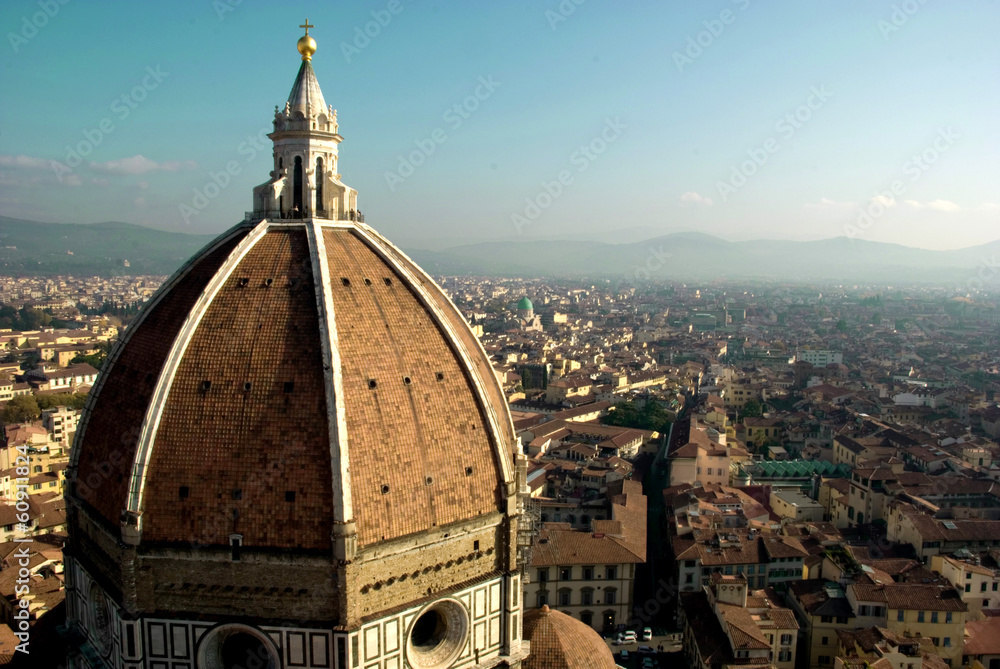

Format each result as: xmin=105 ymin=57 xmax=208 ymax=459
xmin=641 ymin=658 xmax=658 ymax=669
xmin=642 ymin=627 xmax=653 ymax=641
xmin=615 ymin=632 xmax=636 ymax=646
xmin=637 ymin=645 xmax=656 ymax=656
xmin=619 ymin=650 xmax=630 ymax=662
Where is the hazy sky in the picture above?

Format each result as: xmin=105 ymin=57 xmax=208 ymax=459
xmin=1 ymin=0 xmax=997 ymax=250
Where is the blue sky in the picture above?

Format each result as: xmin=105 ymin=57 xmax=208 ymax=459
xmin=1 ymin=0 xmax=997 ymax=250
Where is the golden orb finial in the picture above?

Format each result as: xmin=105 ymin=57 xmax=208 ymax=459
xmin=297 ymin=19 xmax=316 ymax=61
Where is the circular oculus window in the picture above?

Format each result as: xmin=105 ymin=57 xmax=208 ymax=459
xmin=406 ymin=599 xmax=470 ymax=669
xmin=197 ymin=624 xmax=279 ymax=669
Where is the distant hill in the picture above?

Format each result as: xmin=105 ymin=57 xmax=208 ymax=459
xmin=1 ymin=216 xmax=996 ymax=285
xmin=408 ymin=234 xmax=1000 ymax=285
xmin=0 ymin=217 xmax=217 ymax=277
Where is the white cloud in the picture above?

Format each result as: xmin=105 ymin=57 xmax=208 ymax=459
xmin=0 ymin=154 xmax=53 ymax=170
xmin=680 ymin=191 xmax=713 ymax=206
xmin=64 ymin=174 xmax=82 ymax=187
xmin=869 ymin=195 xmax=897 ymax=209
xmin=904 ymin=199 xmax=961 ymax=212
xmin=133 ymin=197 xmax=148 ymax=209
xmin=89 ymin=154 xmax=197 ymax=175
xmin=928 ymin=199 xmax=960 ymax=211
xmin=977 ymin=202 xmax=1000 ymax=211
xmin=804 ymin=197 xmax=855 ymax=209
xmin=90 ymin=177 xmax=110 ymax=186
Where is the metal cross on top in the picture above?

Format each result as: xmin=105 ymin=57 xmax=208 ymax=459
xmin=300 ymin=19 xmax=314 ymax=35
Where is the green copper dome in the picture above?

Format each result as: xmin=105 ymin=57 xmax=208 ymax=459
xmin=517 ymin=297 xmax=533 ymax=310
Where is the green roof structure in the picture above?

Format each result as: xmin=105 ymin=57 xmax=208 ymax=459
xmin=747 ymin=459 xmax=851 ymax=479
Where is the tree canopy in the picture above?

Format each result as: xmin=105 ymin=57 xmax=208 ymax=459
xmin=0 ymin=394 xmax=40 ymax=425
xmin=603 ymin=399 xmax=672 ymax=433
xmin=36 ymin=392 xmax=89 ymax=411
xmin=0 ymin=304 xmax=52 ymax=331
xmin=0 ymin=391 xmax=89 ymax=426
xmin=70 ymin=341 xmax=113 ymax=370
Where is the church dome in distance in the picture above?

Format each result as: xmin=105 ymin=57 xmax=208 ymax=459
xmin=517 ymin=296 xmax=533 ymax=310
xmin=522 ymin=606 xmax=617 ymax=669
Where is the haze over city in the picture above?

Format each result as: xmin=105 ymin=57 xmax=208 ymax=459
xmin=1 ymin=0 xmax=998 ymax=250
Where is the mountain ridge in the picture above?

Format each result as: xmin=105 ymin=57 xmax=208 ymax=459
xmin=0 ymin=217 xmax=996 ymax=283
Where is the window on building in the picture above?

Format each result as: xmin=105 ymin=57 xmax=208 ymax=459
xmin=946 ymin=612 xmax=952 ymax=623
xmin=537 ymin=592 xmax=548 ymax=607
xmin=779 ymin=650 xmax=791 ymax=662
xmin=725 ymin=566 xmax=733 ymax=575
xmin=538 ymin=568 xmax=548 ymax=582
xmin=582 ymin=566 xmax=594 ymax=580
xmin=917 ymin=611 xmax=925 ymax=623
xmin=897 ymin=610 xmax=905 ymax=622
xmin=836 ymin=617 xmax=848 ymax=625
xmin=780 ymin=634 xmax=792 ymax=646
xmin=859 ymin=605 xmax=870 ymax=616
xmin=606 ymin=566 xmax=617 ymax=580
xmin=581 ymin=589 xmax=593 ymax=606
xmin=966 ymin=584 xmax=972 ymax=593
xmin=685 ymin=574 xmax=693 ymax=584
xmin=581 ymin=611 xmax=593 ymax=627
xmin=994 ymin=583 xmax=998 ymax=592
xmin=560 ymin=567 xmax=571 ymax=580
xmin=821 ymin=615 xmax=832 ymax=623
xmin=819 ymin=656 xmax=832 ymax=665
xmin=943 ymin=637 xmax=951 ymax=647
xmin=558 ymin=589 xmax=571 ymax=607
xmin=967 ymin=573 xmax=973 ymax=579
xmin=983 ymin=583 xmax=989 ymax=592
xmin=932 ymin=637 xmax=939 ymax=647
xmin=931 ymin=612 xmax=938 ymax=623
xmin=604 ymin=588 xmax=616 ymax=605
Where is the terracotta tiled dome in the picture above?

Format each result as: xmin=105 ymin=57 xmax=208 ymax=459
xmin=62 ymin=25 xmax=528 ymax=669
xmin=523 ymin=606 xmax=617 ymax=669
xmin=69 ymin=219 xmax=517 ymax=550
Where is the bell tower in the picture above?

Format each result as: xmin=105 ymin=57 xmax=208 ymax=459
xmin=251 ymin=20 xmax=359 ymax=221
